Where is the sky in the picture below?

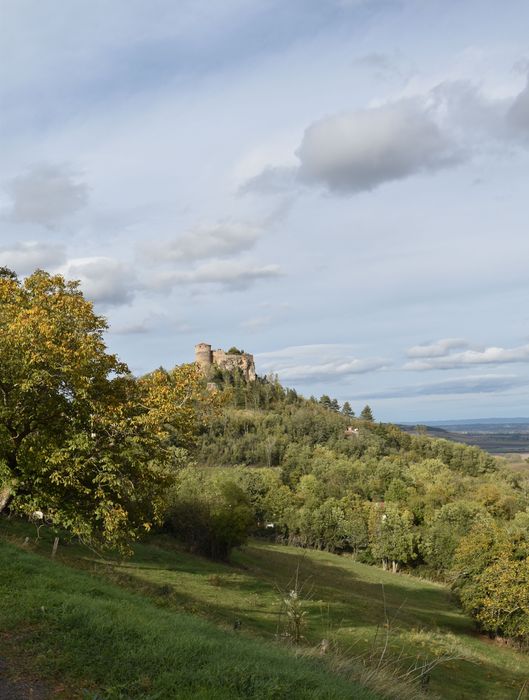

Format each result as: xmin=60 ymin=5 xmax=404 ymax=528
xmin=2 ymin=0 xmax=529 ymax=422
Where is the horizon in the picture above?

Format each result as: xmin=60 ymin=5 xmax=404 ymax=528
xmin=2 ymin=1 xmax=529 ymax=421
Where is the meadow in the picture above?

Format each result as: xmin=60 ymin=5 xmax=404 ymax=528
xmin=2 ymin=521 xmax=528 ymax=699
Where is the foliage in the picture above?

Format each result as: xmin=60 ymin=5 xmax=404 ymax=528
xmin=165 ymin=468 xmax=254 ymax=559
xmin=0 ymin=269 xmax=211 ymax=550
xmin=453 ymin=518 xmax=529 ymax=644
xmin=191 ymin=370 xmax=529 ymax=644
xmin=360 ymin=405 xmax=374 ymax=422
xmin=368 ymin=503 xmax=415 ymax=572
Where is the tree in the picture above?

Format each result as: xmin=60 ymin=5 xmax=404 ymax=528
xmin=319 ymin=395 xmax=332 ymax=410
xmin=166 ymin=468 xmax=254 ymax=560
xmin=473 ymin=556 xmax=529 ymax=643
xmin=0 ymin=269 xmax=208 ymax=550
xmin=368 ymin=503 xmax=415 ymax=572
xmin=421 ymin=501 xmax=486 ymax=573
xmin=330 ymin=398 xmax=340 ymax=413
xmin=341 ymin=401 xmax=355 ymax=418
xmin=360 ymin=405 xmax=374 ymax=422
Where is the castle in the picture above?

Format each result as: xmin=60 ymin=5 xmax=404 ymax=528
xmin=195 ymin=342 xmax=256 ymax=382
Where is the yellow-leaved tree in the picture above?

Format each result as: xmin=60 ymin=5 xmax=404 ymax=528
xmin=0 ymin=268 xmax=211 ymax=550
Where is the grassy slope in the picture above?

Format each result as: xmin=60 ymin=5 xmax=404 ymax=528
xmin=0 ymin=537 xmax=377 ymax=699
xmin=2 ymin=522 xmax=528 ymax=699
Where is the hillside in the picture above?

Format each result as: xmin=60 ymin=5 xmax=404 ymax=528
xmin=2 ymin=523 xmax=529 ymax=699
xmin=0 ymin=528 xmax=376 ymax=700
xmin=2 ymin=365 xmax=529 ymax=699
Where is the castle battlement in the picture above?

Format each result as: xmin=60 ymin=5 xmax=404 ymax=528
xmin=194 ymin=342 xmax=256 ymax=382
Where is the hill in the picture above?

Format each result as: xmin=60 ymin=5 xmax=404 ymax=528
xmin=2 ymin=367 xmax=529 ymax=699
xmin=1 ymin=523 xmax=529 ymax=699
xmin=0 ymin=528 xmax=376 ymax=700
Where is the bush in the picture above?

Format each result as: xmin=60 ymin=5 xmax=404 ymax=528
xmin=165 ymin=473 xmax=253 ymax=560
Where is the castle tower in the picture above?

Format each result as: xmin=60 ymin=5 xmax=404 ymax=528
xmin=195 ymin=342 xmax=212 ymax=373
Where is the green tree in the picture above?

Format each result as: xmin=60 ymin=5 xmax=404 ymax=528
xmin=474 ymin=556 xmax=529 ymax=643
xmin=368 ymin=503 xmax=415 ymax=572
xmin=360 ymin=405 xmax=374 ymax=422
xmin=341 ymin=401 xmax=355 ymax=418
xmin=421 ymin=501 xmax=486 ymax=573
xmin=166 ymin=469 xmax=254 ymax=560
xmin=319 ymin=395 xmax=332 ymax=410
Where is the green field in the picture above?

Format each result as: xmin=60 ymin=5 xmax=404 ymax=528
xmin=1 ymin=521 xmax=528 ymax=699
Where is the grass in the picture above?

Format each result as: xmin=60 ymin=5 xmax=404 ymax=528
xmin=0 ymin=533 xmax=377 ymax=699
xmin=2 ymin=520 xmax=529 ymax=698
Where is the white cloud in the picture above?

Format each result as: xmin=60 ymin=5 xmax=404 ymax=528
xmin=0 ymin=241 xmax=66 ymax=275
xmin=407 ymin=338 xmax=469 ymax=358
xmin=151 ymin=259 xmax=282 ymax=291
xmin=62 ymin=257 xmax=139 ymax=307
xmin=240 ymin=166 xmax=298 ymax=195
xmin=147 ymin=222 xmax=261 ymax=262
xmin=243 ymin=77 xmax=529 ymax=197
xmin=257 ymin=344 xmax=387 ymax=382
xmin=405 ymin=341 xmax=529 ymax=370
xmin=3 ymin=164 xmax=89 ymax=227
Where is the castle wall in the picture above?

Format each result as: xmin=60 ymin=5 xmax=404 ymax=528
xmin=212 ymin=350 xmax=256 ymax=382
xmin=194 ymin=342 xmax=256 ymax=381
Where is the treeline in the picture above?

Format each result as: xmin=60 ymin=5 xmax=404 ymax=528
xmin=182 ymin=371 xmax=529 ymax=647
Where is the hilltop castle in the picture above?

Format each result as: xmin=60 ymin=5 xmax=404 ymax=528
xmin=195 ymin=342 xmax=256 ymax=382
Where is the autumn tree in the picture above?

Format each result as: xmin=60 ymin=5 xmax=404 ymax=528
xmin=0 ymin=269 xmax=210 ymax=549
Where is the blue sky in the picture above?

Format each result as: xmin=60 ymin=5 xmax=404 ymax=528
xmin=2 ymin=0 xmax=529 ymax=421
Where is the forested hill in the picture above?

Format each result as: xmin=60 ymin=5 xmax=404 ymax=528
xmin=185 ymin=369 xmax=529 ymax=646
xmin=195 ymin=369 xmax=498 ymax=477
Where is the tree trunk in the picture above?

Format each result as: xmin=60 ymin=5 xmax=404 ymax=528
xmin=0 ymin=484 xmax=12 ymax=513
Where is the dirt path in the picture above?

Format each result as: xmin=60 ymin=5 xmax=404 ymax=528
xmin=0 ymin=659 xmax=48 ymax=700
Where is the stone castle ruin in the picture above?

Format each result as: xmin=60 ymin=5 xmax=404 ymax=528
xmin=195 ymin=342 xmax=256 ymax=382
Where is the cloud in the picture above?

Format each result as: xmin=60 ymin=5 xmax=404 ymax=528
xmin=407 ymin=338 xmax=469 ymax=359
xmin=507 ymin=75 xmax=529 ymax=136
xmin=404 ymin=340 xmax=529 ymax=370
xmin=111 ymin=313 xmax=193 ymax=335
xmin=352 ymin=374 xmax=522 ymax=400
xmin=62 ymin=257 xmax=139 ymax=307
xmin=0 ymin=241 xmax=66 ymax=275
xmin=296 ymin=98 xmax=463 ymax=194
xmin=147 ymin=222 xmax=262 ymax=262
xmin=257 ymin=344 xmax=387 ymax=382
xmin=4 ymin=164 xmax=89 ymax=227
xmin=151 ymin=260 xmax=282 ymax=291
xmin=243 ymin=78 xmax=529 ymax=198
xmin=240 ymin=166 xmax=298 ymax=195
